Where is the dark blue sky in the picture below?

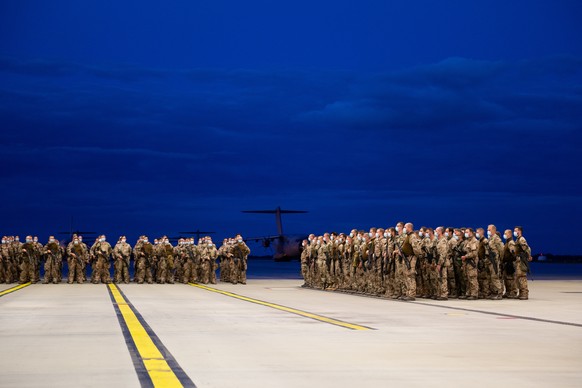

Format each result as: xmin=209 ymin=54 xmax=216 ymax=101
xmin=1 ymin=1 xmax=581 ymax=254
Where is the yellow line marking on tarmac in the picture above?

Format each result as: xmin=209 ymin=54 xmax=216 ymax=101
xmin=108 ymin=284 xmax=184 ymax=387
xmin=188 ymin=283 xmax=373 ymax=331
xmin=0 ymin=282 xmax=31 ymax=297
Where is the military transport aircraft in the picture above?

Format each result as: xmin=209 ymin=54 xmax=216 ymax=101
xmin=241 ymin=207 xmax=308 ymax=261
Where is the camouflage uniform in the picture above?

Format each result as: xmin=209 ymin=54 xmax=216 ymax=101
xmin=1 ymin=240 xmax=13 ymax=283
xmin=374 ymin=236 xmax=386 ymax=295
xmin=43 ymin=241 xmax=62 ymax=284
xmin=400 ymin=232 xmax=422 ymax=300
xmin=419 ymin=235 xmax=434 ymax=298
xmin=173 ymin=243 xmax=186 ymax=283
xmin=384 ymin=236 xmax=397 ymax=298
xmin=328 ymin=239 xmax=340 ymax=289
xmin=477 ymin=238 xmax=489 ymax=298
xmin=316 ymin=242 xmax=330 ymax=289
xmin=351 ymin=241 xmax=365 ymax=292
xmin=134 ymin=241 xmax=154 ymax=284
xmin=91 ymin=241 xmax=112 ymax=284
xmin=218 ymin=242 xmax=231 ymax=283
xmin=156 ymin=242 xmax=175 ymax=284
xmin=514 ymin=235 xmax=531 ymax=300
xmin=66 ymin=241 xmax=87 ymax=284
xmin=446 ymin=236 xmax=458 ymax=298
xmin=480 ymin=236 xmax=502 ymax=299
xmin=435 ymin=236 xmax=449 ymax=299
xmin=336 ymin=239 xmax=346 ymax=288
xmin=19 ymin=241 xmax=37 ymax=283
xmin=0 ymin=240 xmax=6 ymax=283
xmin=199 ymin=242 xmax=218 ymax=284
xmin=502 ymin=239 xmax=518 ymax=298
xmin=301 ymin=245 xmax=311 ymax=287
xmin=452 ymin=238 xmax=467 ymax=298
xmin=463 ymin=236 xmax=479 ymax=299
xmin=341 ymin=241 xmax=352 ymax=290
xmin=32 ymin=240 xmax=44 ymax=283
xmin=4 ymin=241 xmax=17 ymax=283
xmin=10 ymin=240 xmax=23 ymax=282
xmin=113 ymin=241 xmax=132 ymax=283
xmin=392 ymin=233 xmax=406 ymax=299
xmin=182 ymin=242 xmax=200 ymax=283
xmin=232 ymin=241 xmax=250 ymax=284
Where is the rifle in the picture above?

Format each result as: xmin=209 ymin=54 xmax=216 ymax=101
xmin=367 ymin=250 xmax=375 ymax=271
xmin=519 ymin=251 xmax=533 ymax=278
xmin=488 ymin=249 xmax=498 ymax=275
xmin=46 ymin=249 xmax=56 ymax=276
xmin=395 ymin=242 xmax=411 ymax=270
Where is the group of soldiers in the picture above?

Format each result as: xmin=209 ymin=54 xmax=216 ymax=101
xmin=300 ymin=223 xmax=532 ymax=301
xmin=0 ymin=234 xmax=251 ymax=285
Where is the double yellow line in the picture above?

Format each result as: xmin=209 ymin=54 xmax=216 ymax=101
xmin=108 ymin=284 xmax=195 ymax=388
xmin=0 ymin=282 xmax=31 ymax=297
xmin=189 ymin=283 xmax=373 ymax=331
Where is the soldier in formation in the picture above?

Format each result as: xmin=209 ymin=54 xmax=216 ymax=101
xmin=217 ymin=235 xmax=251 ymax=284
xmin=66 ymin=235 xmax=87 ymax=284
xmin=301 ymin=223 xmax=532 ymax=301
xmin=1 ymin=232 xmax=251 ymax=286
xmin=113 ymin=236 xmax=131 ymax=284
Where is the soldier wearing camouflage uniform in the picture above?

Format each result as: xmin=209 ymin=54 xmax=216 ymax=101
xmin=451 ymin=229 xmax=467 ymax=298
xmin=4 ymin=237 xmax=18 ymax=283
xmin=372 ymin=229 xmax=386 ymax=295
xmin=445 ymin=227 xmax=457 ymax=298
xmin=182 ymin=238 xmax=200 ymax=283
xmin=173 ymin=239 xmax=187 ymax=283
xmin=391 ymin=222 xmax=406 ymax=299
xmin=113 ymin=236 xmax=132 ymax=284
xmin=199 ymin=238 xmax=218 ymax=284
xmin=476 ymin=229 xmax=489 ymax=299
xmin=300 ymin=240 xmax=311 ymax=287
xmin=67 ymin=236 xmax=87 ymax=284
xmin=32 ymin=236 xmax=43 ymax=283
xmin=10 ymin=236 xmax=23 ymax=281
xmin=461 ymin=228 xmax=479 ymax=300
xmin=383 ymin=228 xmax=396 ymax=298
xmin=501 ymin=229 xmax=518 ymax=298
xmin=43 ymin=236 xmax=62 ymax=284
xmin=338 ymin=235 xmax=350 ymax=290
xmin=351 ymin=235 xmax=365 ymax=292
xmin=19 ymin=236 xmax=37 ymax=283
xmin=434 ymin=227 xmax=449 ymax=300
xmin=485 ymin=225 xmax=504 ymax=299
xmin=398 ymin=223 xmax=423 ymax=301
xmin=231 ymin=235 xmax=250 ymax=285
xmin=423 ymin=228 xmax=438 ymax=299
xmin=328 ymin=233 xmax=341 ymax=290
xmin=478 ymin=227 xmax=502 ymax=299
xmin=134 ymin=236 xmax=154 ymax=284
xmin=155 ymin=237 xmax=174 ymax=284
xmin=513 ymin=226 xmax=531 ymax=300
xmin=0 ymin=237 xmax=6 ymax=283
xmin=217 ymin=239 xmax=229 ymax=282
xmin=91 ymin=235 xmax=112 ymax=284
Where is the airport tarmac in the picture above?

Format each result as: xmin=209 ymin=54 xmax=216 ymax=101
xmin=1 ymin=279 xmax=581 ymax=388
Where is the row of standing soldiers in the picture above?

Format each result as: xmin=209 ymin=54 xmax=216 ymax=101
xmin=0 ymin=234 xmax=250 ymax=285
xmin=301 ymin=223 xmax=532 ymax=301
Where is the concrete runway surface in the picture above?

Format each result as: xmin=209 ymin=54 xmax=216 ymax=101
xmin=0 ymin=279 xmax=581 ymax=388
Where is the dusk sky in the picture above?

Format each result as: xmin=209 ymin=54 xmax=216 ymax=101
xmin=1 ymin=1 xmax=581 ymax=254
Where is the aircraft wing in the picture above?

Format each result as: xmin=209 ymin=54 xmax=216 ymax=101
xmin=242 ymin=210 xmax=307 ymax=214
xmin=243 ymin=235 xmax=282 ymax=242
